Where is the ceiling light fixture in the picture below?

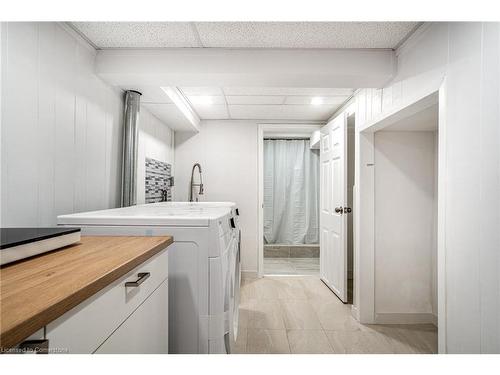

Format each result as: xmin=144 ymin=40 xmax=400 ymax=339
xmin=311 ymin=97 xmax=324 ymax=106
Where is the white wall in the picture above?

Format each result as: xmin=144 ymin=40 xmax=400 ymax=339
xmin=374 ymin=131 xmax=437 ymax=323
xmin=174 ymin=120 xmax=259 ymax=273
xmin=1 ymin=22 xmax=174 ymax=226
xmin=136 ymin=108 xmax=175 ymax=204
xmin=354 ymin=22 xmax=500 ymax=353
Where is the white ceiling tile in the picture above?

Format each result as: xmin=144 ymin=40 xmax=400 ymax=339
xmin=72 ymin=22 xmax=419 ymax=49
xmin=187 ymin=95 xmax=226 ymax=106
xmin=72 ymin=22 xmax=201 ymax=48
xmin=195 ymin=22 xmax=419 ymax=49
xmin=284 ymin=96 xmax=348 ymax=105
xmin=228 ymin=105 xmax=282 ymax=119
xmin=228 ymin=104 xmax=339 ymax=121
xmin=193 ymin=104 xmax=229 ymax=120
xmin=225 ymin=95 xmax=285 ymax=105
xmin=180 ymin=87 xmax=225 ymax=96
xmin=222 ymin=87 xmax=354 ymax=96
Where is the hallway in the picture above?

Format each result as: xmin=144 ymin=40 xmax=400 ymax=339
xmin=234 ymin=276 xmax=437 ymax=354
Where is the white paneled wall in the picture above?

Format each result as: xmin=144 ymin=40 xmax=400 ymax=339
xmin=1 ymin=23 xmax=174 ymax=226
xmin=353 ymin=22 xmax=500 ymax=353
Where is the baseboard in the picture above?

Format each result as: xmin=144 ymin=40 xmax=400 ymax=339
xmin=241 ymin=270 xmax=258 ymax=279
xmin=375 ymin=312 xmax=437 ymax=325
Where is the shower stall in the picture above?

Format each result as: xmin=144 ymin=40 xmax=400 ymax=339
xmin=263 ymin=138 xmax=320 ymax=275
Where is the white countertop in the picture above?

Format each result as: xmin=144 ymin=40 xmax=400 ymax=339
xmin=57 ymin=202 xmax=233 ymax=227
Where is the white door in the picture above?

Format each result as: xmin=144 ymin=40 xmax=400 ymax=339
xmin=320 ymin=113 xmax=348 ymax=302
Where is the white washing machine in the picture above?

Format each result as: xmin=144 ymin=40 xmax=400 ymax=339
xmin=150 ymin=202 xmax=241 ymax=350
xmin=57 ymin=203 xmax=239 ymax=354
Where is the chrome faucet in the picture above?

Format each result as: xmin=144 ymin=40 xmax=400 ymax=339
xmin=189 ymin=163 xmax=204 ymax=202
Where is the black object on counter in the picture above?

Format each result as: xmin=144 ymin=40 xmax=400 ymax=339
xmin=0 ymin=227 xmax=81 ymax=250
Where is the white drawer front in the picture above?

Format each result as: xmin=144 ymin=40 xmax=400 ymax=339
xmin=95 ymin=279 xmax=168 ymax=354
xmin=46 ymin=248 xmax=169 ymax=354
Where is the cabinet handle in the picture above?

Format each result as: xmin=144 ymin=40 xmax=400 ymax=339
xmin=125 ymin=272 xmax=150 ymax=287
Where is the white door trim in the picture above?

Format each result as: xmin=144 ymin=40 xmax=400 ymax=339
xmin=356 ymin=82 xmax=447 ymax=353
xmin=257 ymin=123 xmax=322 ymax=277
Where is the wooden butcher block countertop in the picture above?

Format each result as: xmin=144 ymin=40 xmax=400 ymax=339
xmin=0 ymin=235 xmax=173 ymax=350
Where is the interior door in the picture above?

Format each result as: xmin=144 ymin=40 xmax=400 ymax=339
xmin=320 ymin=113 xmax=348 ymax=302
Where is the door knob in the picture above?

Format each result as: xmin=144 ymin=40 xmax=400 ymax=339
xmin=344 ymin=207 xmax=352 ymax=213
xmin=334 ymin=207 xmax=344 ymax=214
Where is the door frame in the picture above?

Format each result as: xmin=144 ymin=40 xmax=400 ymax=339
xmin=257 ymin=123 xmax=322 ymax=277
xmin=356 ymin=82 xmax=447 ymax=353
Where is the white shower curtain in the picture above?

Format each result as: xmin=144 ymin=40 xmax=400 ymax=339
xmin=263 ymin=139 xmax=320 ymax=244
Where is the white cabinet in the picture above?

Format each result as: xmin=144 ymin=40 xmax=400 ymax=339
xmin=95 ymin=279 xmax=168 ymax=354
xmin=46 ymin=249 xmax=169 ymax=354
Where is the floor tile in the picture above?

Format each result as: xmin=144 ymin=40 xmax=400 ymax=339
xmin=280 ymin=299 xmax=323 ymax=329
xmin=309 ymin=299 xmax=361 ymax=331
xmin=325 ymin=330 xmax=381 ymax=354
xmin=233 ymin=327 xmax=248 ymax=354
xmin=300 ymin=277 xmax=339 ymax=300
xmin=287 ymin=330 xmax=333 ymax=354
xmin=249 ymin=299 xmax=286 ymax=329
xmin=264 ymin=261 xmax=296 ymax=275
xmin=233 ymin=276 xmax=437 ymax=354
xmin=289 ymin=257 xmax=320 ymax=265
xmin=238 ymin=302 xmax=252 ymax=328
xmin=253 ymin=277 xmax=282 ymax=299
xmin=263 ymin=257 xmax=320 ymax=276
xmin=247 ymin=329 xmax=290 ymax=354
xmin=274 ymin=278 xmax=308 ymax=300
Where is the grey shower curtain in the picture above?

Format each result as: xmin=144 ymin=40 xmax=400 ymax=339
xmin=263 ymin=139 xmax=320 ymax=244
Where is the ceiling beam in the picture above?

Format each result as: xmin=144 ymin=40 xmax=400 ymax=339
xmin=96 ymin=48 xmax=396 ymax=89
xmin=161 ymin=87 xmax=200 ymax=132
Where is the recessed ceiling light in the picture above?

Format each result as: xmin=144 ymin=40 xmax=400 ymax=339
xmin=189 ymin=96 xmax=214 ymax=106
xmin=311 ymin=97 xmax=324 ymax=106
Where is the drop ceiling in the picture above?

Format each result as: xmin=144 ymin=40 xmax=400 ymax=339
xmin=72 ymin=22 xmax=420 ymax=50
xmin=79 ymin=22 xmax=418 ymax=126
xmin=136 ymin=86 xmax=354 ymax=123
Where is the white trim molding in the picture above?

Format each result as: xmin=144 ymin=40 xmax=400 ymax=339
xmin=375 ymin=313 xmax=438 ymax=326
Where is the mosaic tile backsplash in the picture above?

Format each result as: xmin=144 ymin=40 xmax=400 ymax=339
xmin=145 ymin=157 xmax=172 ymax=203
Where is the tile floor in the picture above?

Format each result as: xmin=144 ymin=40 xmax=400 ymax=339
xmin=233 ymin=276 xmax=438 ymax=354
xmin=263 ymin=257 xmax=319 ymax=276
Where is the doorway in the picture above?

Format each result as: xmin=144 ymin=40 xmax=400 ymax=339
xmin=262 ymin=137 xmax=320 ymax=275
xmin=374 ymin=102 xmax=438 ymax=326
xmin=257 ymin=124 xmax=322 ymax=276
xmin=356 ymin=90 xmax=442 ymax=351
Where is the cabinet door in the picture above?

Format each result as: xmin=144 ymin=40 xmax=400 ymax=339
xmin=95 ymin=279 xmax=168 ymax=354
xmin=46 ymin=249 xmax=169 ymax=354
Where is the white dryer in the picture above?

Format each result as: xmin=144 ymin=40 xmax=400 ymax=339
xmin=58 ymin=203 xmax=239 ymax=354
xmin=151 ymin=202 xmax=241 ymax=350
